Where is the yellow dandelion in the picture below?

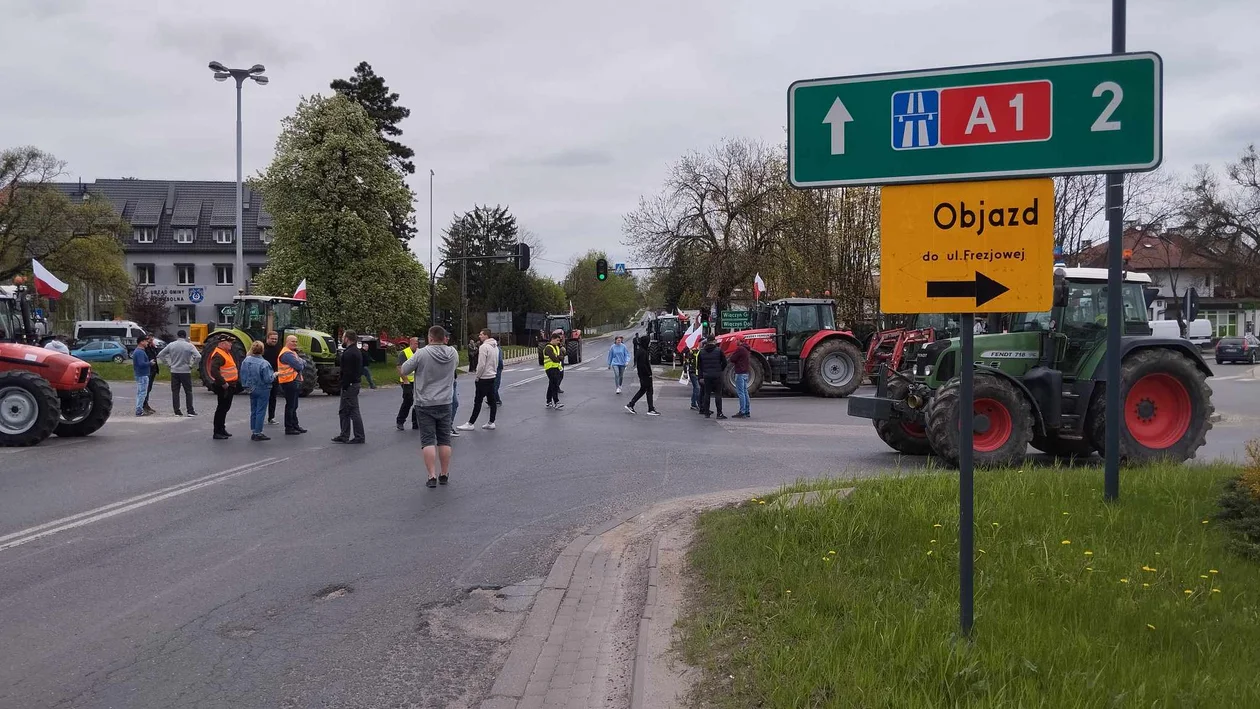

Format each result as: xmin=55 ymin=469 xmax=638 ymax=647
xmin=1209 ymin=569 xmax=1219 ymax=574
xmin=1184 ymin=589 xmax=1194 ymax=596
xmin=930 ymin=539 xmax=937 ymax=544
xmin=1084 ymin=551 xmax=1094 ymax=556
xmin=1063 ymin=512 xmax=1070 ymax=515
xmin=927 ymin=550 xmax=934 ymax=556
xmin=823 ymin=557 xmax=831 ymax=562
xmin=991 ymin=522 xmax=1000 ymax=527
xmin=1086 ymin=567 xmax=1094 ymax=572
xmin=933 ymin=523 xmax=942 ymax=528
xmin=1212 ymin=588 xmax=1221 ymax=594
xmin=1155 ymin=552 xmax=1161 ymax=556
xmin=828 ymin=550 xmax=836 ymax=555
xmin=758 ymin=500 xmax=766 ymax=505
xmin=1202 ymin=519 xmax=1209 ymax=524
xmin=1142 ymin=566 xmax=1157 ymax=572
xmin=785 ymin=589 xmax=791 ymax=594
xmin=1200 ymin=575 xmax=1209 ymax=579
xmin=1061 ymin=540 xmax=1071 ymax=545
xmin=979 ymin=548 xmax=987 ymax=554
xmin=1120 ymin=578 xmax=1129 ymax=583
xmin=1147 ymin=624 xmax=1156 ymax=630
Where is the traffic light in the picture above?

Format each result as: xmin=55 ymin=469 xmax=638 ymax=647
xmin=514 ymin=242 xmax=531 ymax=271
xmin=596 ymin=258 xmax=608 ymax=281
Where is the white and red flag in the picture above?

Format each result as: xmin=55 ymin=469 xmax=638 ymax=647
xmin=753 ymin=273 xmax=766 ymax=301
xmin=293 ymin=279 xmax=308 ymax=300
xmin=676 ymin=319 xmax=701 ymax=353
xmin=32 ymin=259 xmax=68 ymax=298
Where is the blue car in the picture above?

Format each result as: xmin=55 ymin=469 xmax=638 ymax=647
xmin=70 ymin=340 xmax=130 ymax=363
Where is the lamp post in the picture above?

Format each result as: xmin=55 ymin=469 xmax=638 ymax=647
xmin=209 ymin=61 xmax=268 ymax=291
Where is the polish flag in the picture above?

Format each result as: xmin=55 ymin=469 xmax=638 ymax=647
xmin=293 ymin=279 xmax=308 ymax=300
xmin=32 ymin=259 xmax=69 ymax=298
xmin=681 ymin=320 xmax=706 ymax=351
xmin=569 ymin=300 xmax=575 ymax=317
xmin=753 ymin=273 xmax=766 ymax=301
xmin=676 ymin=320 xmax=700 ymax=353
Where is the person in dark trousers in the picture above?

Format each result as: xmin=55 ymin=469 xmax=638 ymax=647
xmin=359 ymin=340 xmax=377 ymax=389
xmin=396 ymin=336 xmax=421 ymax=431
xmin=132 ymin=335 xmax=152 ymax=417
xmin=697 ymin=336 xmax=728 ymax=419
xmin=494 ymin=345 xmax=504 ymax=406
xmin=263 ymin=330 xmax=282 ymax=425
xmin=728 ymin=336 xmax=752 ymax=418
xmin=543 ymin=331 xmax=565 ymax=409
xmin=625 ymin=334 xmax=660 ymax=415
xmin=141 ymin=337 xmax=159 ymax=414
xmin=207 ymin=338 xmax=240 ymax=439
xmin=157 ymin=330 xmax=201 ymax=416
xmin=457 ymin=329 xmax=500 ymax=431
xmin=332 ymin=330 xmax=365 ymax=443
xmin=686 ymin=345 xmax=701 ymax=411
xmin=277 ymin=334 xmax=307 ymax=435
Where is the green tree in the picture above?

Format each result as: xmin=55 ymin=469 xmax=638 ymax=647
xmin=437 ymin=205 xmax=520 ymax=336
xmin=0 ymin=146 xmax=125 ymax=282
xmin=125 ymin=285 xmax=172 ymax=335
xmin=564 ymin=250 xmax=641 ymax=327
xmin=41 ymin=235 xmax=132 ymax=331
xmin=331 ymin=62 xmax=417 ymax=241
xmin=252 ymin=94 xmax=428 ymax=336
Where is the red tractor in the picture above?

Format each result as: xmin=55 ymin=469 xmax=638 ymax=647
xmin=1 ymin=280 xmax=113 ymax=447
xmin=862 ymin=313 xmax=962 ymax=383
xmin=714 ymin=297 xmax=864 ymax=398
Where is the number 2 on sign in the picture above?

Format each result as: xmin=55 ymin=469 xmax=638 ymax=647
xmin=1091 ymin=81 xmax=1123 ymax=132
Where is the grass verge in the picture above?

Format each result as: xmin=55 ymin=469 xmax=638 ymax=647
xmin=679 ymin=464 xmax=1260 ymax=707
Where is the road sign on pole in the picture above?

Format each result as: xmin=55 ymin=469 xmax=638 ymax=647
xmin=879 ymin=178 xmax=1054 ymax=314
xmin=614 ymin=263 xmax=627 ymax=276
xmin=789 ymin=52 xmax=1161 ymax=187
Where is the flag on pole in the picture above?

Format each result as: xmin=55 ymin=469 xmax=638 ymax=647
xmin=682 ymin=320 xmax=706 ymax=351
xmin=676 ymin=319 xmax=700 ymax=353
xmin=32 ymin=259 xmax=68 ymax=298
xmin=293 ymin=279 xmax=308 ymax=300
xmin=753 ymin=273 xmax=766 ymax=301
xmin=569 ymin=300 xmax=574 ymax=317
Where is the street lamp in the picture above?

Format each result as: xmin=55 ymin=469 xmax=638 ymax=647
xmin=208 ymin=61 xmax=268 ymax=291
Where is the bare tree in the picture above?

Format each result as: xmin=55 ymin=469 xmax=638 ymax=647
xmin=1179 ymin=145 xmax=1260 ymax=289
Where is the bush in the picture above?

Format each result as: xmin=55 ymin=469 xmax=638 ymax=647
xmin=1216 ymin=438 xmax=1260 ymax=560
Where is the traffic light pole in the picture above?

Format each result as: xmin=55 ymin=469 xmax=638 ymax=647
xmin=428 ymin=247 xmax=528 ymax=332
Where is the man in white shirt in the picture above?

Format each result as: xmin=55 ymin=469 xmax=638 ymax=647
xmin=456 ymin=329 xmax=501 ymax=431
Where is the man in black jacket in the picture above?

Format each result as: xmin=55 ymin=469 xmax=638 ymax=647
xmin=332 ymin=331 xmax=366 ymax=443
xmin=697 ymin=337 xmax=728 ymax=419
xmin=624 ymin=334 xmax=660 ymax=415
xmin=262 ymin=330 xmax=282 ymax=425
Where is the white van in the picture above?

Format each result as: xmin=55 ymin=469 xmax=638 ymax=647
xmin=1148 ymin=318 xmax=1212 ymax=348
xmin=73 ymin=320 xmax=148 ymax=351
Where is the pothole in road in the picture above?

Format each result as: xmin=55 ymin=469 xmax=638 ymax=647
xmin=315 ymin=583 xmax=354 ymax=601
xmin=217 ymin=624 xmax=258 ymax=639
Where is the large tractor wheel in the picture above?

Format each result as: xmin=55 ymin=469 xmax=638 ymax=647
xmin=648 ymin=341 xmax=661 ymax=365
xmin=54 ymin=374 xmax=113 ymax=438
xmin=1087 ymin=349 xmax=1213 ymax=463
xmin=873 ymin=377 xmax=932 ymax=456
xmin=804 ymin=339 xmax=863 ymax=398
xmin=722 ymin=359 xmax=765 ymax=398
xmin=1030 ymin=433 xmax=1095 ymax=461
xmin=925 ymin=374 xmax=1034 ymax=467
xmin=537 ymin=345 xmax=546 ymax=367
xmin=199 ymin=335 xmax=247 ymax=394
xmin=0 ymin=370 xmax=61 ymax=447
xmin=566 ymin=341 xmax=581 ymax=365
xmin=297 ymin=352 xmax=318 ymax=397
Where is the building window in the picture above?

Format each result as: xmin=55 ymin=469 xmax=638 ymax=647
xmin=134 ymin=227 xmax=156 ymax=244
xmin=213 ymin=228 xmax=235 ymax=244
xmin=176 ymin=264 xmax=196 ymax=285
xmin=136 ymin=264 xmax=155 ymax=285
xmin=216 ymin=304 xmax=233 ymax=325
xmin=174 ymin=228 xmax=195 ymax=244
xmin=215 ymin=264 xmax=234 ymax=286
xmin=176 ymin=305 xmax=195 ymax=326
xmin=249 ymin=264 xmax=265 ymax=282
xmin=259 ymin=228 xmax=273 ymax=245
xmin=1204 ymin=310 xmax=1238 ymax=338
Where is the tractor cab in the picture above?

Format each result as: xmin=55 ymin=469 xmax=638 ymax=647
xmin=221 ymin=296 xmax=319 ymax=344
xmin=769 ymin=298 xmax=836 ymax=360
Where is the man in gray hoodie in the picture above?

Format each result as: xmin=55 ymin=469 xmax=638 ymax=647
xmin=157 ymin=330 xmax=202 ymax=417
xmin=399 ymin=325 xmax=459 ymax=488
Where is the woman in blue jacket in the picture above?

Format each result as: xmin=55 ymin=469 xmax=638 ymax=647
xmin=606 ymin=335 xmax=630 ymax=394
xmin=239 ymin=341 xmax=277 ymax=442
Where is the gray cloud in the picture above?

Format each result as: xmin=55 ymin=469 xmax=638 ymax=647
xmin=2 ymin=0 xmax=1257 ymax=280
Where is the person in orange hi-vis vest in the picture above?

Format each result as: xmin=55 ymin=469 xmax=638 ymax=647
xmin=208 ymin=339 xmax=240 ymax=440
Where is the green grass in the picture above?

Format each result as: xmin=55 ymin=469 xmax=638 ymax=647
xmin=679 ymin=464 xmax=1260 ymax=708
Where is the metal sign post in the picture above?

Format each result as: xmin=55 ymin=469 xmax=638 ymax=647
xmin=1104 ymin=0 xmax=1127 ymax=502
xmin=959 ymin=318 xmax=976 ymax=636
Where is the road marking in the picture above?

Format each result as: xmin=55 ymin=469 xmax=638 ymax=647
xmin=507 ymin=373 xmax=547 ymax=388
xmin=0 ymin=457 xmax=288 ymax=552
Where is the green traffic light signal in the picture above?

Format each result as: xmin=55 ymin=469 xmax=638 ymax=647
xmin=596 ymin=258 xmax=608 ymax=281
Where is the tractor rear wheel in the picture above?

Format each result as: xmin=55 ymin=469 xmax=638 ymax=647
xmin=1087 ymin=349 xmax=1213 ymax=463
xmin=0 ymin=370 xmax=61 ymax=447
xmin=566 ymin=341 xmax=581 ymax=365
xmin=1030 ymin=433 xmax=1095 ymax=461
xmin=200 ymin=336 xmax=247 ymax=394
xmin=54 ymin=374 xmax=113 ymax=438
xmin=873 ymin=377 xmax=932 ymax=456
xmin=804 ymin=339 xmax=863 ymax=398
xmin=925 ymin=374 xmax=1033 ymax=467
xmin=722 ymin=359 xmax=765 ymax=397
xmin=297 ymin=353 xmax=318 ymax=397
xmin=648 ymin=342 xmax=661 ymax=365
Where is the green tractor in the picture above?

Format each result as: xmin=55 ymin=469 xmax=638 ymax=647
xmin=200 ymin=295 xmax=340 ymax=397
xmin=849 ymin=267 xmax=1214 ymax=466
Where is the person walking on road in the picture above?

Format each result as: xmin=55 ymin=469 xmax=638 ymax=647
xmin=132 ymin=334 xmax=152 ymax=417
xmin=359 ymin=339 xmax=377 ymax=389
xmin=333 ymin=330 xmax=366 ymax=444
xmin=697 ymin=336 xmax=728 ymax=419
xmin=625 ymin=334 xmax=660 ymax=415
xmin=208 ymin=338 xmax=240 ymax=439
xmin=458 ymin=329 xmax=500 ymax=431
xmin=239 ymin=341 xmax=276 ymax=441
xmin=158 ymin=330 xmax=201 ymax=417
xmin=686 ymin=345 xmax=701 ymax=411
xmin=607 ymin=335 xmax=630 ymax=394
xmin=277 ymin=335 xmax=307 ymax=435
xmin=141 ymin=336 xmax=159 ymax=414
xmin=543 ymin=331 xmax=565 ymax=409
xmin=494 ymin=345 xmax=504 ymax=407
xmin=399 ymin=325 xmax=459 ymax=488
xmin=396 ymin=336 xmax=421 ymax=431
xmin=729 ymin=336 xmax=752 ymax=418
xmin=262 ymin=331 xmax=281 ymax=425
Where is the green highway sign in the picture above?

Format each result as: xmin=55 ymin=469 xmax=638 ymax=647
xmin=720 ymin=309 xmax=753 ymax=330
xmin=788 ymin=52 xmax=1162 ymax=188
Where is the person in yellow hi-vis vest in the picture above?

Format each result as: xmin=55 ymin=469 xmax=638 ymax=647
xmin=543 ymin=330 xmax=565 ymax=409
xmin=396 ymin=336 xmax=421 ymax=431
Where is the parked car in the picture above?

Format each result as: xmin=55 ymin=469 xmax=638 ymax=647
xmin=1215 ymin=334 xmax=1260 ymax=365
xmin=70 ymin=340 xmax=131 ymax=363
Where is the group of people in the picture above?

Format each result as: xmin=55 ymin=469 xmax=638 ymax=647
xmin=603 ymin=332 xmax=753 ymax=419
xmin=201 ymin=330 xmax=312 ymax=441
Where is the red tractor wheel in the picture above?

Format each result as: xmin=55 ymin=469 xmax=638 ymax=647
xmin=873 ymin=377 xmax=932 ymax=456
xmin=1088 ymin=349 xmax=1213 ymax=463
xmin=925 ymin=373 xmax=1033 ymax=467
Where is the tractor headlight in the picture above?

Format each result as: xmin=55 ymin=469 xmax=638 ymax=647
xmin=922 ymin=365 xmax=934 ymax=377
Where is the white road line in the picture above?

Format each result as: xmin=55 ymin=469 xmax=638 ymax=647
xmin=0 ymin=457 xmax=288 ymax=552
xmin=507 ymin=373 xmax=548 ymax=388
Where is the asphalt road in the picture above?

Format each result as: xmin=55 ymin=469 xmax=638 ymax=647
xmin=1 ymin=335 xmax=1256 ymax=708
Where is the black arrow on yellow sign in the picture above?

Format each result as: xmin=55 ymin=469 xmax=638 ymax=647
xmin=926 ymin=272 xmax=1010 ymax=308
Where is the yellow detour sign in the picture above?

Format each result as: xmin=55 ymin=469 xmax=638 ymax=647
xmin=880 ymin=178 xmax=1054 ymax=314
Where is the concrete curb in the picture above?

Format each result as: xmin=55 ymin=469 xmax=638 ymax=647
xmin=629 ymin=535 xmax=662 ymax=709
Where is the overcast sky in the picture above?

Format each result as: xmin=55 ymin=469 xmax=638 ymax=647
xmin=3 ymin=0 xmax=1256 ymax=279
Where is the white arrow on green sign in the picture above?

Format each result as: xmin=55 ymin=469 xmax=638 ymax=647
xmin=788 ymin=52 xmax=1162 ymax=188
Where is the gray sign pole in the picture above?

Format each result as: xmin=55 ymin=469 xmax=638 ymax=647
xmin=1104 ymin=0 xmax=1127 ymax=501
xmin=959 ymin=315 xmax=975 ymax=636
